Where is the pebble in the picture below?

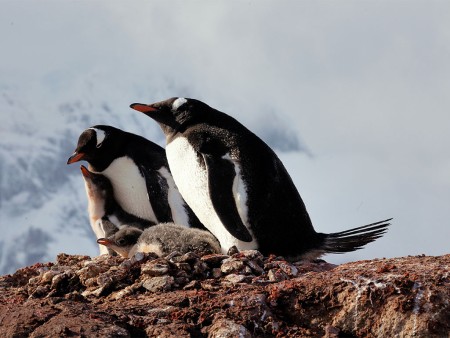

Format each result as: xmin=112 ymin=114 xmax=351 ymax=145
xmin=18 ymin=249 xmax=310 ymax=300
xmin=201 ymin=254 xmax=229 ymax=266
xmin=141 ymin=259 xmax=171 ymax=276
xmin=224 ymin=274 xmax=252 ymax=284
xmin=268 ymin=269 xmax=289 ymax=282
xmin=221 ymin=259 xmax=246 ymax=274
xmin=208 ymin=318 xmax=252 ymax=338
xmin=142 ymin=276 xmax=174 ymax=293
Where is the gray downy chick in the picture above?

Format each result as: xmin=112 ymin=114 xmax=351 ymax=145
xmin=97 ymin=223 xmax=221 ymax=258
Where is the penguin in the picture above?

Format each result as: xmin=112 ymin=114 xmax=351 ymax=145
xmin=67 ymin=125 xmax=204 ymax=230
xmin=80 ymin=164 xmax=154 ymax=254
xmin=130 ymin=97 xmax=391 ymax=260
xmin=97 ymin=223 xmax=221 ymax=258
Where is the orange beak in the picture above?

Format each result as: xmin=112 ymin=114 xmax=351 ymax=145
xmin=80 ymin=165 xmax=92 ymax=178
xmin=130 ymin=103 xmax=158 ymax=113
xmin=67 ymin=152 xmax=85 ymax=164
xmin=97 ymin=238 xmax=112 ymax=246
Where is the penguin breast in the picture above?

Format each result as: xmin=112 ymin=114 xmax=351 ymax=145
xmin=99 ymin=156 xmax=157 ymax=222
xmin=165 ymin=136 xmax=257 ymax=252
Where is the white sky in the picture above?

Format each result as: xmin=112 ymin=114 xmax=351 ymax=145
xmin=1 ymin=1 xmax=449 ymax=263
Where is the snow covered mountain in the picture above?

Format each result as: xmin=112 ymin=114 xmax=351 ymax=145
xmin=0 ymin=75 xmax=305 ymax=275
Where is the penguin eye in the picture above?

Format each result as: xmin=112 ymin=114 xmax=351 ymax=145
xmin=116 ymin=238 xmax=126 ymax=246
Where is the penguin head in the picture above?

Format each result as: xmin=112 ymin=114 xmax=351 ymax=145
xmin=80 ymin=165 xmax=113 ymax=201
xmin=67 ymin=125 xmax=126 ymax=171
xmin=130 ymin=97 xmax=208 ymax=136
xmin=97 ymin=226 xmax=143 ymax=258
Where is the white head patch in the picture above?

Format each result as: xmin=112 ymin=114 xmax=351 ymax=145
xmin=90 ymin=128 xmax=106 ymax=147
xmin=172 ymin=97 xmax=187 ymax=111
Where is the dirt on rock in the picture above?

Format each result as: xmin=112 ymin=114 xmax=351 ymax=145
xmin=0 ymin=251 xmax=448 ymax=337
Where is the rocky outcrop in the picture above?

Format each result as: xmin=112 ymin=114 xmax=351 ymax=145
xmin=0 ymin=251 xmax=448 ymax=337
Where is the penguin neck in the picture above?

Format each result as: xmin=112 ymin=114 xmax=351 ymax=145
xmin=97 ymin=156 xmax=158 ymax=223
xmin=83 ymin=181 xmax=106 ymax=227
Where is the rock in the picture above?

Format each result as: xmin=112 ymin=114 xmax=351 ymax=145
xmin=141 ymin=259 xmax=171 ymax=276
xmin=142 ymin=276 xmax=174 ymax=293
xmin=220 ymin=258 xmax=246 ymax=274
xmin=267 ymin=268 xmax=289 ymax=282
xmin=201 ymin=254 xmax=229 ymax=266
xmin=227 ymin=245 xmax=239 ymax=256
xmin=0 ymin=253 xmax=448 ymax=337
xmin=207 ymin=318 xmax=251 ymax=338
xmin=223 ymin=274 xmax=252 ymax=284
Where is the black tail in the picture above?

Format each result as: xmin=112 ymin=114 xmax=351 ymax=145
xmin=322 ymin=218 xmax=392 ymax=254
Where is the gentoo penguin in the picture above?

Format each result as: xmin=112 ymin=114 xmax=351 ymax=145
xmin=67 ymin=125 xmax=204 ymax=230
xmin=80 ymin=165 xmax=154 ymax=254
xmin=130 ymin=97 xmax=391 ymax=260
xmin=97 ymin=223 xmax=221 ymax=258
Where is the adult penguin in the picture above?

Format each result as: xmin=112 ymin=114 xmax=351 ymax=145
xmin=130 ymin=97 xmax=391 ymax=260
xmin=68 ymin=125 xmax=204 ymax=230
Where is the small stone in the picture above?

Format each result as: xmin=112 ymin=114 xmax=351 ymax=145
xmin=268 ymin=269 xmax=289 ymax=282
xmin=142 ymin=276 xmax=174 ymax=293
xmin=110 ymin=283 xmax=141 ymax=300
xmin=212 ymin=268 xmax=222 ymax=279
xmin=221 ymin=259 xmax=246 ymax=274
xmin=41 ymin=270 xmax=60 ymax=284
xmin=172 ymin=251 xmax=199 ymax=263
xmin=224 ymin=274 xmax=252 ymax=284
xmin=51 ymin=270 xmax=75 ymax=290
xmin=192 ymin=261 xmax=208 ymax=275
xmin=29 ymin=285 xmax=50 ymax=299
xmin=28 ymin=276 xmax=40 ymax=285
xmin=201 ymin=280 xmax=220 ymax=291
xmin=183 ymin=280 xmax=200 ymax=290
xmin=265 ymin=261 xmax=298 ymax=277
xmin=201 ymin=254 xmax=229 ymax=266
xmin=84 ymin=277 xmax=98 ymax=288
xmin=235 ymin=250 xmax=264 ymax=261
xmin=175 ymin=262 xmax=191 ymax=272
xmin=208 ymin=318 xmax=251 ymax=338
xmin=141 ymin=259 xmax=171 ymax=276
xmin=227 ymin=246 xmax=240 ymax=256
xmin=119 ymin=259 xmax=133 ymax=269
xmin=174 ymin=276 xmax=190 ymax=286
xmin=278 ymin=262 xmax=298 ymax=277
xmin=165 ymin=251 xmax=182 ymax=260
xmin=147 ymin=305 xmax=177 ymax=316
xmin=134 ymin=251 xmax=146 ymax=261
xmin=78 ymin=264 xmax=102 ymax=283
xmin=96 ymin=274 xmax=114 ymax=288
xmin=246 ymin=260 xmax=264 ymax=275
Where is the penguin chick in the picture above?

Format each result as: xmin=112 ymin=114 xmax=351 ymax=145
xmin=80 ymin=165 xmax=154 ymax=230
xmin=97 ymin=223 xmax=221 ymax=258
xmin=130 ymin=97 xmax=391 ymax=260
xmin=97 ymin=227 xmax=142 ymax=258
xmin=68 ymin=125 xmax=204 ymax=230
xmin=80 ymin=165 xmax=154 ymax=255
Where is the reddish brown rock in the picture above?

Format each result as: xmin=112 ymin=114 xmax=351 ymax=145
xmin=0 ymin=253 xmax=448 ymax=337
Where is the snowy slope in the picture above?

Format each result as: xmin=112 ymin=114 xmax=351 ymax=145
xmin=0 ymin=75 xmax=304 ymax=275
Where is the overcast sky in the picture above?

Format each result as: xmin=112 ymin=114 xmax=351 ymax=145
xmin=1 ymin=1 xmax=449 ymax=263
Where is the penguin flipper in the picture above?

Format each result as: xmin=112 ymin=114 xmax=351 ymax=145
xmin=203 ymin=154 xmax=253 ymax=242
xmin=138 ymin=165 xmax=173 ymax=223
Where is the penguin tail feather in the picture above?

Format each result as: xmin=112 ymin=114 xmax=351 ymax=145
xmin=322 ymin=218 xmax=392 ymax=254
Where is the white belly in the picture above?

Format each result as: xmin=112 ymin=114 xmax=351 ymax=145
xmin=166 ymin=136 xmax=257 ymax=252
xmin=96 ymin=156 xmax=157 ymax=222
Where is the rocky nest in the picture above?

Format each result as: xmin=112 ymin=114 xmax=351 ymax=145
xmin=0 ymin=251 xmax=449 ymax=337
